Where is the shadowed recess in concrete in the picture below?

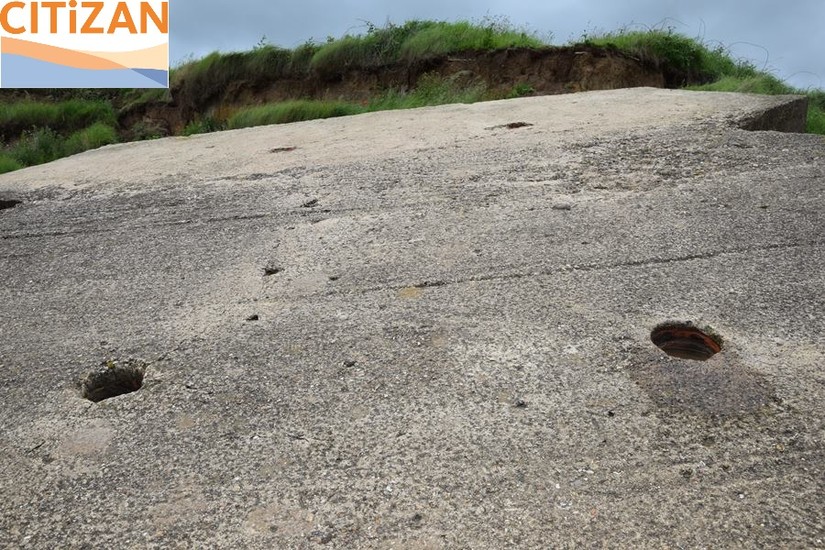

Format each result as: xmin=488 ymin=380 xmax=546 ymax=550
xmin=650 ymin=321 xmax=722 ymax=360
xmin=80 ymin=359 xmax=146 ymax=403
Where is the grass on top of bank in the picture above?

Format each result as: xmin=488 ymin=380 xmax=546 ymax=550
xmin=0 ymin=22 xmax=823 ymax=175
xmin=584 ymin=27 xmax=825 ymax=134
xmin=198 ymin=73 xmax=498 ymax=133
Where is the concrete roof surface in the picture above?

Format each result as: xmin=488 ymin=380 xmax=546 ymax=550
xmin=0 ymin=88 xmax=823 ymax=548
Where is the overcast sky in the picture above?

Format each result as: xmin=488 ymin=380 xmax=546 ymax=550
xmin=170 ymin=0 xmax=824 ymax=90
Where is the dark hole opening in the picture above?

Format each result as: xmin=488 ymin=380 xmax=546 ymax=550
xmin=650 ymin=322 xmax=722 ymax=361
xmin=0 ymin=199 xmax=21 ymax=210
xmin=505 ymin=122 xmax=533 ymax=129
xmin=81 ymin=359 xmax=146 ymax=402
xmin=485 ymin=122 xmax=534 ymax=130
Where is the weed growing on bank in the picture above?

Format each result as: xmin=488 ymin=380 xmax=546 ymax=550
xmin=182 ymin=116 xmax=225 ymax=136
xmin=0 ymin=154 xmax=22 ymax=174
xmin=308 ymin=18 xmax=541 ymax=78
xmin=0 ymin=99 xmax=115 ymax=139
xmin=399 ymin=20 xmax=542 ymax=61
xmin=806 ymin=91 xmax=825 ymax=134
xmin=584 ymin=27 xmax=825 ymax=132
xmin=582 ymin=29 xmax=757 ymax=83
xmin=227 ymin=100 xmax=363 ymax=129
xmin=173 ymin=45 xmax=318 ymax=112
xmin=222 ymin=73 xmax=494 ymax=131
xmin=368 ymin=72 xmax=490 ymax=110
xmin=687 ymin=76 xmax=825 ymax=134
xmin=0 ymin=121 xmax=117 ymax=172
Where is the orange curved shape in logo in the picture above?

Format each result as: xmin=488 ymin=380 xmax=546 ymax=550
xmin=2 ymin=36 xmax=127 ymax=70
xmin=83 ymin=43 xmax=168 ymax=70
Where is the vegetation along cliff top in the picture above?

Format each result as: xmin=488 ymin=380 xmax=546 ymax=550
xmin=0 ymin=19 xmax=822 ymax=175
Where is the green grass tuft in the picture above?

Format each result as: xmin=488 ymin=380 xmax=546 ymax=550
xmin=583 ymin=27 xmax=825 ymax=134
xmin=687 ymin=74 xmax=793 ymax=95
xmin=807 ymin=105 xmax=825 ymax=135
xmin=399 ymin=20 xmax=542 ymax=62
xmin=0 ymin=153 xmax=22 ymax=174
xmin=172 ymin=46 xmax=303 ymax=111
xmin=687 ymin=75 xmax=825 ymax=134
xmin=310 ymin=19 xmax=542 ymax=78
xmin=227 ymin=100 xmax=364 ymax=129
xmin=63 ymin=122 xmax=118 ymax=155
xmin=12 ymin=127 xmax=64 ymax=166
xmin=805 ymin=90 xmax=825 ymax=135
xmin=309 ymin=20 xmax=438 ymax=77
xmin=224 ymin=73 xmax=492 ymax=131
xmin=5 ymin=122 xmax=118 ymax=168
xmin=223 ymin=71 xmax=494 ymax=132
xmin=290 ymin=41 xmax=321 ymax=74
xmin=582 ymin=28 xmax=760 ymax=85
xmin=182 ymin=116 xmax=225 ymax=136
xmin=369 ymin=72 xmax=489 ymax=110
xmin=0 ymin=99 xmax=115 ymax=139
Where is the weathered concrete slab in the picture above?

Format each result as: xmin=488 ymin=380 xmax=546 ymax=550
xmin=0 ymin=88 xmax=823 ymax=548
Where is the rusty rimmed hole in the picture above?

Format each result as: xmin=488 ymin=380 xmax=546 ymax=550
xmin=650 ymin=322 xmax=722 ymax=361
xmin=0 ymin=199 xmax=21 ymax=210
xmin=81 ymin=359 xmax=146 ymax=402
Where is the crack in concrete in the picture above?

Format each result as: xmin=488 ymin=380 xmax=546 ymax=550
xmin=351 ymin=239 xmax=824 ymax=295
xmin=553 ymin=239 xmax=823 ymax=273
xmin=0 ymin=200 xmax=427 ymax=240
xmin=0 ymin=227 xmax=114 ymax=240
xmin=0 ymin=213 xmax=275 ymax=240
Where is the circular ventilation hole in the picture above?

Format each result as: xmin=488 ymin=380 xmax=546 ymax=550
xmin=81 ymin=359 xmax=146 ymax=402
xmin=650 ymin=322 xmax=722 ymax=361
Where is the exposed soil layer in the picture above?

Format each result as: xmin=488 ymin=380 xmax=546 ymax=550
xmin=0 ymin=45 xmax=707 ymax=138
xmin=242 ymin=46 xmax=664 ymax=103
xmin=126 ymin=45 xmax=686 ymax=135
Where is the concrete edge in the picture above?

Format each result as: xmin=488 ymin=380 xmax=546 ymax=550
xmin=735 ymin=94 xmax=809 ymax=133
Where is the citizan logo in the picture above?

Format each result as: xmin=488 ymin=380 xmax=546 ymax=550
xmin=0 ymin=0 xmax=168 ymax=88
